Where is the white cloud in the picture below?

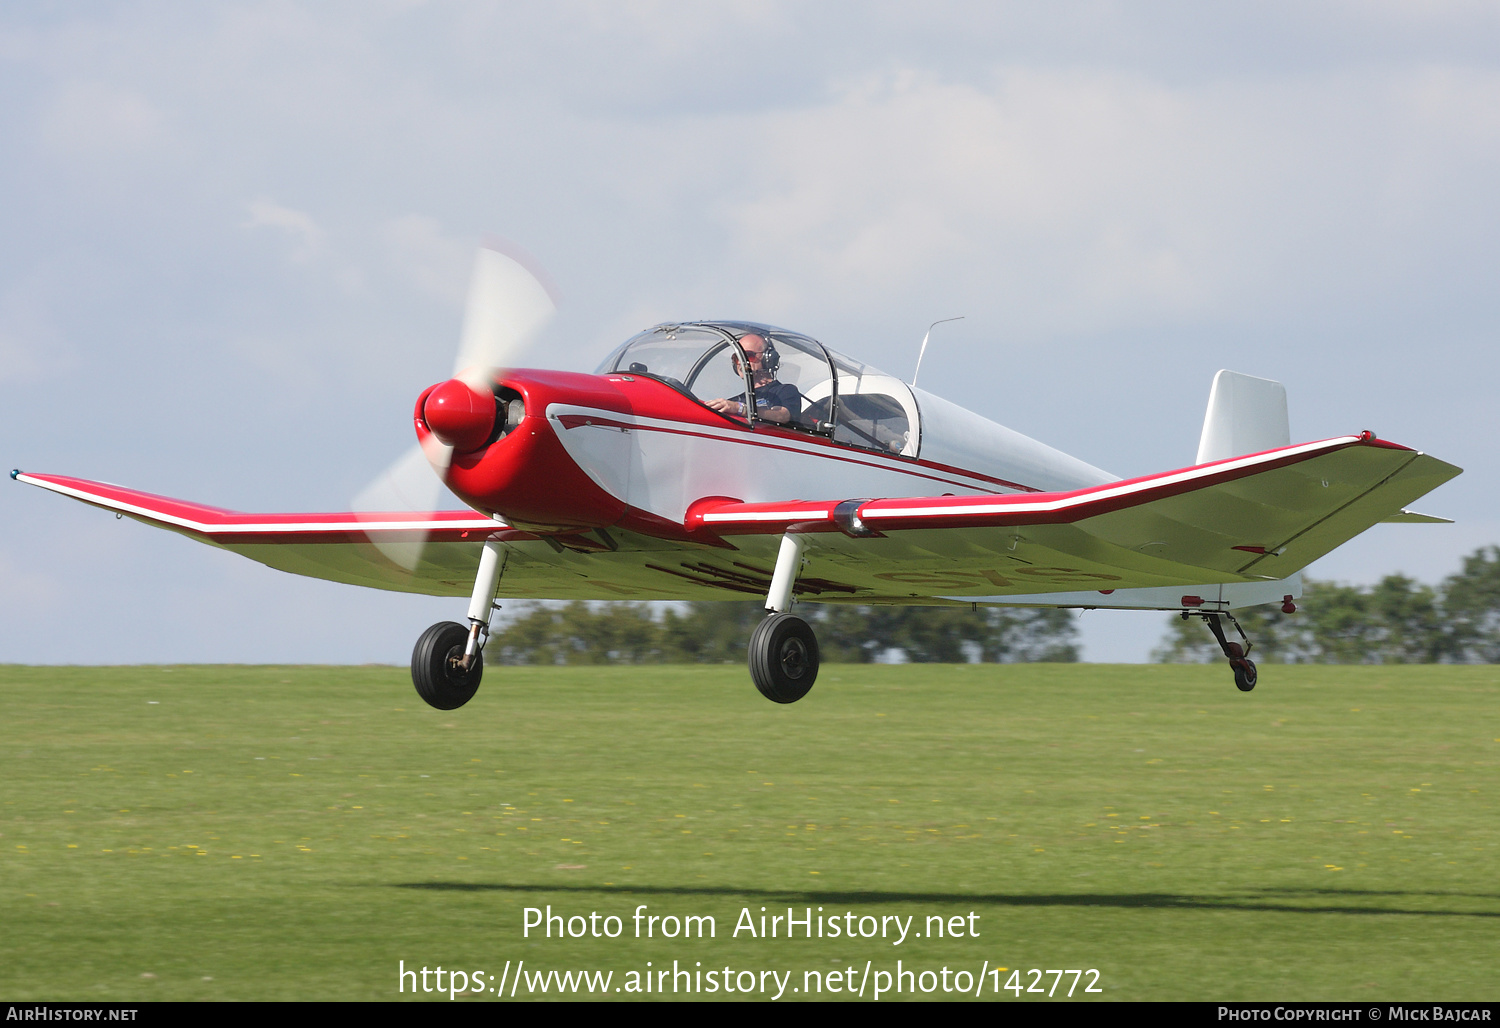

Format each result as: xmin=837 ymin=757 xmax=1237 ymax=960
xmin=700 ymin=62 xmax=1500 ymax=339
xmin=244 ymin=197 xmax=327 ymax=264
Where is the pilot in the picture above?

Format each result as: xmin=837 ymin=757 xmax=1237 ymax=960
xmin=709 ymin=333 xmax=801 ymax=425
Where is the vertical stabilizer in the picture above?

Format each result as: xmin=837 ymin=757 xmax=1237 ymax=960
xmin=1196 ymin=370 xmax=1289 ymax=465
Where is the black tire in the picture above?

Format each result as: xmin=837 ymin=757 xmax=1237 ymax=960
xmin=1233 ymin=658 xmax=1257 ymax=693
xmin=748 ymin=613 xmax=819 ymax=704
xmin=411 ymin=621 xmax=483 ymax=710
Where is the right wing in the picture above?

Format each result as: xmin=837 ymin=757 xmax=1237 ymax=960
xmin=12 ymin=470 xmax=768 ymax=602
xmin=685 ymin=433 xmax=1463 ymax=601
xmin=14 ymin=472 xmax=504 ymax=596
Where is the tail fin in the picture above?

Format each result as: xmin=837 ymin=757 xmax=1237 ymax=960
xmin=1196 ymin=370 xmax=1298 ymax=606
xmin=1196 ymin=370 xmax=1289 ymax=465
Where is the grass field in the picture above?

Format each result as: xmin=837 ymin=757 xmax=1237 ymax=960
xmin=2 ymin=662 xmax=1498 ymax=1002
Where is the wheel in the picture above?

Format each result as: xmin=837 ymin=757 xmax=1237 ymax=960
xmin=1232 ymin=658 xmax=1257 ymax=692
xmin=411 ymin=621 xmax=483 ymax=710
xmin=748 ymin=613 xmax=819 ymax=704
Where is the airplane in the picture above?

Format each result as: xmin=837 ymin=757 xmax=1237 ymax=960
xmin=13 ymin=245 xmax=1461 ymax=709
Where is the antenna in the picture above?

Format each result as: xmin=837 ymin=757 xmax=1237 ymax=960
xmin=911 ymin=317 xmax=964 ymax=388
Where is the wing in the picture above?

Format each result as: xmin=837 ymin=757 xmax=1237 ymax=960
xmin=11 ymin=470 xmax=789 ymax=602
xmin=13 ymin=471 xmax=508 ymax=596
xmin=683 ymin=433 xmax=1462 ymax=605
xmin=14 ymin=433 xmax=1460 ymax=609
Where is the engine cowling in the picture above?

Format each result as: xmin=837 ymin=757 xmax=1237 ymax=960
xmin=414 ymin=370 xmax=631 ymax=532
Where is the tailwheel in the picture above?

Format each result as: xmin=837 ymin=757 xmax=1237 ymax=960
xmin=1232 ymin=658 xmax=1258 ymax=692
xmin=749 ymin=612 xmax=819 ymax=704
xmin=1186 ymin=609 xmax=1262 ymax=694
xmin=411 ymin=621 xmax=483 ymax=710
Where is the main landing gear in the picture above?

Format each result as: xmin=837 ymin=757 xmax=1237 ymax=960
xmin=411 ymin=539 xmax=505 ymax=710
xmin=1183 ymin=609 xmax=1258 ymax=692
xmin=411 ymin=621 xmax=483 ymax=709
xmin=748 ymin=533 xmax=820 ymax=703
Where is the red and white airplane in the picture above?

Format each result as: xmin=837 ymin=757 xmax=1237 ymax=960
xmin=13 ymin=246 xmax=1461 ymax=708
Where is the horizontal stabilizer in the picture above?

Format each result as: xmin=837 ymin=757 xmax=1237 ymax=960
xmin=1380 ymin=510 xmax=1453 ymax=524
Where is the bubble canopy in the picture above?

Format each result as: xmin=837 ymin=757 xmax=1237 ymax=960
xmin=596 ymin=321 xmax=921 ymax=457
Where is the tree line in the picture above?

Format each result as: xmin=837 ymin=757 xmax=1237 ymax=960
xmin=482 ymin=547 xmax=1500 ymax=666
xmin=486 ymin=601 xmax=1079 ymax=666
xmin=1154 ymin=546 xmax=1500 ymax=664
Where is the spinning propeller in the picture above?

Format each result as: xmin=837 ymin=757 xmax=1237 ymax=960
xmin=351 ymin=241 xmax=558 ymax=570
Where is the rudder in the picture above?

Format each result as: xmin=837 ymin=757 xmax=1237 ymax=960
xmin=1196 ymin=370 xmax=1289 ymax=465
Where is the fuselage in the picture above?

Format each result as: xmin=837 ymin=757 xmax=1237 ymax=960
xmin=416 ymin=321 xmax=1115 ymax=538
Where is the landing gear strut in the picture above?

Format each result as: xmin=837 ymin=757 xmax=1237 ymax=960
xmin=748 ymin=533 xmax=819 ymax=703
xmin=1184 ymin=609 xmax=1257 ymax=692
xmin=411 ymin=539 xmax=505 ymax=710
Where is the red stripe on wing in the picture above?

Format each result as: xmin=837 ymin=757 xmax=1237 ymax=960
xmin=15 ymin=472 xmax=513 ymax=543
xmin=686 ymin=435 xmax=1390 ymax=535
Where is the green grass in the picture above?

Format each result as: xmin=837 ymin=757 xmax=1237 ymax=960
xmin=2 ymin=663 xmax=1498 ymax=1001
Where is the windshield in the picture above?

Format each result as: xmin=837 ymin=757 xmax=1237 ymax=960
xmin=598 ymin=324 xmax=747 ymax=408
xmin=599 ymin=321 xmax=919 ymax=456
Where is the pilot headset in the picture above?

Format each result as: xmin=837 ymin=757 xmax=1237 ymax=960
xmin=738 ymin=333 xmax=780 ymax=374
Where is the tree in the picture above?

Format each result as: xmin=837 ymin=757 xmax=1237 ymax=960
xmin=988 ymin=607 xmax=1083 ymax=662
xmin=1443 ymin=547 xmax=1500 ymax=663
xmin=1363 ymin=574 xmax=1449 ymax=663
xmin=489 ymin=601 xmax=665 ymax=665
xmin=490 ymin=603 xmax=573 ymax=665
xmin=658 ymin=602 xmax=763 ymax=663
xmin=1299 ymin=582 xmax=1380 ymax=664
xmin=1154 ymin=569 xmax=1469 ymax=664
xmin=484 ymin=599 xmax=1080 ymax=665
xmin=809 ymin=604 xmax=1078 ymax=663
xmin=1152 ymin=601 xmax=1305 ymax=663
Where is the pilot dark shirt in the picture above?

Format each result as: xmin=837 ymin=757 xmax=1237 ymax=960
xmin=754 ymin=380 xmax=802 ymax=422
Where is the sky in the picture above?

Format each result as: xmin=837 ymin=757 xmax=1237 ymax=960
xmin=2 ymin=1 xmax=1497 ymax=665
